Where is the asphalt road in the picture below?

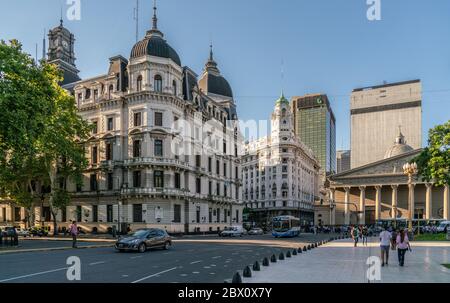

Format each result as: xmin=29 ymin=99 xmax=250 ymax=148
xmin=0 ymin=233 xmax=335 ymax=283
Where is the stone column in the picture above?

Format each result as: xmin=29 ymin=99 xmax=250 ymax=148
xmin=344 ymin=187 xmax=350 ymax=225
xmin=359 ymin=186 xmax=366 ymax=225
xmin=391 ymin=185 xmax=398 ymax=219
xmin=408 ymin=183 xmax=416 ymax=223
xmin=444 ymin=184 xmax=449 ymax=220
xmin=375 ymin=185 xmax=382 ymax=222
xmin=329 ymin=188 xmax=336 ymax=226
xmin=425 ymin=183 xmax=433 ymax=220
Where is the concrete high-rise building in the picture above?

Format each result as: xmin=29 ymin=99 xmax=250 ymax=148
xmin=350 ymin=80 xmax=422 ymax=169
xmin=336 ymin=150 xmax=351 ymax=173
xmin=291 ymin=94 xmax=336 ymax=176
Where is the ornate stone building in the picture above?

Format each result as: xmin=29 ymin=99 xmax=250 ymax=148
xmin=318 ymin=131 xmax=449 ymax=226
xmin=0 ymin=6 xmax=244 ymax=234
xmin=242 ymin=94 xmax=320 ymax=226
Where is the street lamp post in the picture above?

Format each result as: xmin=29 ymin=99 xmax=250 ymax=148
xmin=403 ymin=162 xmax=418 ymax=233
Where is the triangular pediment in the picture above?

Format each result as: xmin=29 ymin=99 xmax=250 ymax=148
xmin=330 ymin=149 xmax=422 ymax=180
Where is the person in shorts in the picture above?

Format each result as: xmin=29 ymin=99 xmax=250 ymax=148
xmin=379 ymin=227 xmax=392 ymax=266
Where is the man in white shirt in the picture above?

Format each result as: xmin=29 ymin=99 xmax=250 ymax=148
xmin=379 ymin=227 xmax=392 ymax=267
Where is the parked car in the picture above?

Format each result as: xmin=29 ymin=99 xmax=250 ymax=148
xmin=219 ymin=226 xmax=246 ymax=237
xmin=115 ymin=228 xmax=172 ymax=253
xmin=437 ymin=221 xmax=450 ymax=233
xmin=247 ymin=228 xmax=264 ymax=235
xmin=16 ymin=228 xmax=30 ymax=237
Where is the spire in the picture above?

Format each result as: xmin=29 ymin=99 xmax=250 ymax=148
xmin=204 ymin=43 xmax=219 ymax=73
xmin=276 ymin=90 xmax=289 ymax=105
xmin=209 ymin=43 xmax=214 ymax=61
xmin=395 ymin=125 xmax=405 ymax=144
xmin=146 ymin=0 xmax=163 ymax=37
xmin=60 ymin=5 xmax=63 ymax=26
xmin=152 ymin=0 xmax=158 ymax=30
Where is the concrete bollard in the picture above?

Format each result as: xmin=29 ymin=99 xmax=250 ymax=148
xmin=253 ymin=261 xmax=261 ymax=271
xmin=279 ymin=252 xmax=285 ymax=260
xmin=307 ymin=245 xmax=311 ymax=250
xmin=232 ymin=272 xmax=242 ymax=283
xmin=303 ymin=246 xmax=307 ymax=252
xmin=292 ymin=249 xmax=297 ymax=256
xmin=270 ymin=254 xmax=277 ymax=263
xmin=286 ymin=251 xmax=291 ymax=258
xmin=262 ymin=257 xmax=270 ymax=266
xmin=243 ymin=266 xmax=252 ymax=278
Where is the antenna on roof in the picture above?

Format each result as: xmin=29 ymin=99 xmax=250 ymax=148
xmin=35 ymin=43 xmax=38 ymax=65
xmin=133 ymin=0 xmax=139 ymax=42
xmin=42 ymin=28 xmax=46 ymax=61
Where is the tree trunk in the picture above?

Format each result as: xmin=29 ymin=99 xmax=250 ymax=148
xmin=51 ymin=210 xmax=58 ymax=236
xmin=47 ymin=161 xmax=59 ymax=236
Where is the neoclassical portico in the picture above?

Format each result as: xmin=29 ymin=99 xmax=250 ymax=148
xmin=326 ymin=148 xmax=449 ymax=226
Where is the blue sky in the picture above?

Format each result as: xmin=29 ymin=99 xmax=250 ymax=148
xmin=1 ymin=0 xmax=450 ymax=149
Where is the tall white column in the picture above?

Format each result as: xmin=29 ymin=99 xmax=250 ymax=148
xmin=329 ymin=188 xmax=336 ymax=226
xmin=344 ymin=187 xmax=350 ymax=225
xmin=409 ymin=183 xmax=415 ymax=222
xmin=425 ymin=183 xmax=433 ymax=220
xmin=391 ymin=185 xmax=398 ymax=219
xmin=359 ymin=186 xmax=366 ymax=225
xmin=375 ymin=185 xmax=382 ymax=221
xmin=444 ymin=184 xmax=449 ymax=220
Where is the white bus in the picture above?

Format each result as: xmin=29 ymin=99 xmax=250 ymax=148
xmin=272 ymin=216 xmax=301 ymax=238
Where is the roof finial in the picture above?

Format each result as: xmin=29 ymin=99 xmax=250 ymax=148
xmin=209 ymin=43 xmax=213 ymax=61
xmin=152 ymin=0 xmax=158 ymax=30
xmin=60 ymin=5 xmax=63 ymax=26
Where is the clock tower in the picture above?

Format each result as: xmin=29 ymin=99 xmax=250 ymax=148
xmin=47 ymin=19 xmax=80 ymax=85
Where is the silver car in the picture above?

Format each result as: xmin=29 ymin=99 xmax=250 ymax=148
xmin=248 ymin=228 xmax=264 ymax=235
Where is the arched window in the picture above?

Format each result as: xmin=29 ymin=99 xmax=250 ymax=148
xmin=154 ymin=75 xmax=162 ymax=92
xmin=136 ymin=75 xmax=143 ymax=92
xmin=108 ymin=84 xmax=114 ymax=99
xmin=172 ymin=80 xmax=177 ymax=96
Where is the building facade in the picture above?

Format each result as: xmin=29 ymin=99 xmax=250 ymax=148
xmin=350 ymin=80 xmax=422 ymax=169
xmin=291 ymin=94 xmax=336 ymax=176
xmin=336 ymin=150 xmax=351 ymax=173
xmin=0 ymin=7 xmax=244 ymax=234
xmin=242 ymin=94 xmax=320 ymax=227
xmin=320 ymin=132 xmax=449 ymax=226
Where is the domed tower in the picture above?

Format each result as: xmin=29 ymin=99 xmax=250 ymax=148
xmin=271 ymin=92 xmax=295 ymax=144
xmin=384 ymin=127 xmax=414 ymax=159
xmin=198 ymin=45 xmax=233 ymax=101
xmin=128 ymin=2 xmax=182 ymax=96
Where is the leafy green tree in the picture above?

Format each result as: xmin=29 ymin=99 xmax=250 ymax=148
xmin=0 ymin=40 xmax=90 ymax=234
xmin=413 ymin=120 xmax=450 ymax=186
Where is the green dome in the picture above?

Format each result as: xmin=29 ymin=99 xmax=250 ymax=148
xmin=275 ymin=92 xmax=289 ymax=105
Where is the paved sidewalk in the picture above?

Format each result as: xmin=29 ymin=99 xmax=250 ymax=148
xmin=0 ymin=239 xmax=113 ymax=254
xmin=243 ymin=238 xmax=450 ymax=283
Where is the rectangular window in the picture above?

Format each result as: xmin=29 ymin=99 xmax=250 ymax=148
xmin=155 ymin=112 xmax=163 ymax=127
xmin=196 ymin=178 xmax=201 ymax=194
xmin=216 ymin=183 xmax=220 ymax=196
xmin=105 ymin=142 xmax=112 ymax=160
xmin=133 ymin=140 xmax=141 ymax=158
xmin=107 ymin=205 xmax=113 ymax=222
xmin=223 ymin=163 xmax=227 ymax=177
xmin=209 ymin=208 xmax=212 ymax=223
xmin=94 ymin=89 xmax=98 ymax=101
xmin=223 ymin=140 xmax=227 ymax=154
xmin=107 ymin=173 xmax=114 ymax=190
xmin=216 ymin=208 xmax=220 ymax=223
xmin=91 ymin=146 xmax=98 ymax=164
xmin=92 ymin=121 xmax=98 ymax=134
xmin=92 ymin=205 xmax=98 ymax=222
xmin=196 ymin=155 xmax=201 ymax=168
xmin=235 ymin=167 xmax=238 ymax=179
xmin=208 ymin=181 xmax=212 ymax=195
xmin=174 ymin=173 xmax=180 ymax=189
xmin=235 ymin=210 xmax=239 ymax=223
xmin=208 ymin=157 xmax=212 ymax=172
xmin=90 ymin=174 xmax=97 ymax=191
xmin=133 ymin=171 xmax=141 ymax=188
xmin=107 ymin=117 xmax=114 ymax=131
xmin=134 ymin=112 xmax=142 ymax=127
xmin=196 ymin=206 xmax=200 ymax=223
xmin=216 ymin=160 xmax=220 ymax=175
xmin=174 ymin=204 xmax=181 ymax=223
xmin=133 ymin=204 xmax=143 ymax=223
xmin=154 ymin=170 xmax=164 ymax=188
xmin=154 ymin=139 xmax=163 ymax=157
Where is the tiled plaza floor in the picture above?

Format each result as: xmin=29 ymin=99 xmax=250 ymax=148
xmin=244 ymin=238 xmax=450 ymax=283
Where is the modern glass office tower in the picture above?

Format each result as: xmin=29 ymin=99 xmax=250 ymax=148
xmin=291 ymin=94 xmax=336 ymax=176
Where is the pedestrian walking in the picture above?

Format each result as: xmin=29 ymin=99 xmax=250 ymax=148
xmin=391 ymin=229 xmax=398 ymax=251
xmin=69 ymin=221 xmax=78 ymax=248
xmin=362 ymin=226 xmax=369 ymax=246
xmin=379 ymin=227 xmax=392 ymax=266
xmin=396 ymin=229 xmax=411 ymax=267
xmin=351 ymin=226 xmax=359 ymax=247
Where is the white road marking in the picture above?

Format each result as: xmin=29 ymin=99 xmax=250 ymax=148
xmin=190 ymin=260 xmax=202 ymax=264
xmin=130 ymin=256 xmax=142 ymax=259
xmin=203 ymin=266 xmax=211 ymax=269
xmin=180 ymin=274 xmax=188 ymax=277
xmin=0 ymin=267 xmax=68 ymax=283
xmin=192 ymin=271 xmax=200 ymax=274
xmin=212 ymin=256 xmax=222 ymax=259
xmin=131 ymin=267 xmax=178 ymax=283
xmin=210 ymin=272 xmax=216 ymax=275
xmin=210 ymin=264 xmax=216 ymax=267
xmin=89 ymin=261 xmax=106 ymax=266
